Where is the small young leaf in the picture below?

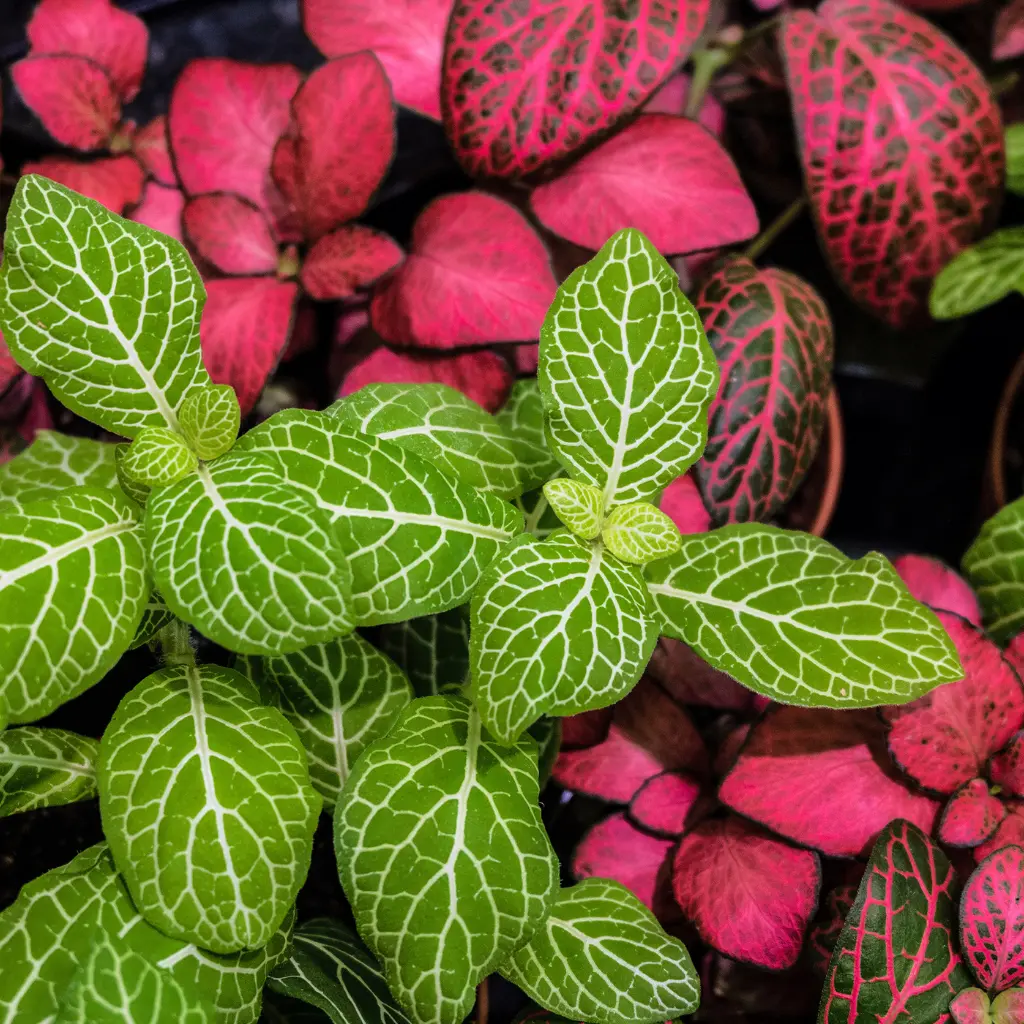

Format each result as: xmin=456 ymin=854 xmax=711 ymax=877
xmin=0 ymin=727 xmax=98 ymax=818
xmin=1008 ymin=125 xmax=1024 ymax=196
xmin=495 ymin=380 xmax=560 ymax=493
xmin=930 ymin=229 xmax=1024 ymax=320
xmin=178 ymin=383 xmax=241 ymax=461
xmin=952 ymin=989 xmax=992 ymax=1024
xmin=647 ymin=524 xmax=962 ymax=708
xmin=0 ymin=430 xmax=117 ymax=509
xmin=964 ymin=497 xmax=1024 ymax=643
xmin=114 ymin=444 xmax=151 ymax=506
xmin=993 ymin=989 xmax=1024 ymax=1024
xmin=498 ymin=880 xmax=700 ymax=1024
xmin=334 ymin=695 xmax=558 ymax=1024
xmin=539 ymin=229 xmax=718 ymax=507
xmin=541 ymin=478 xmax=604 ymax=540
xmin=471 ymin=530 xmax=659 ymax=744
xmin=120 ymin=426 xmax=198 ymax=487
xmin=629 ymin=771 xmax=708 ymax=837
xmin=145 ymin=450 xmax=354 ymax=655
xmin=372 ymin=607 xmax=470 ymax=697
xmin=98 ymin=664 xmax=322 ymax=954
xmin=0 ymin=175 xmax=211 ymax=438
xmin=960 ymin=845 xmax=1024 ymax=992
xmin=601 ymin=502 xmax=681 ymax=565
xmin=940 ymin=779 xmax=1006 ymax=848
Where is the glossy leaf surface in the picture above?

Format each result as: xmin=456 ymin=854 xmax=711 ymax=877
xmin=0 ymin=727 xmax=98 ymax=817
xmin=964 ymin=497 xmax=1024 ymax=643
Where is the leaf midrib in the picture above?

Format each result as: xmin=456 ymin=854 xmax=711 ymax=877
xmin=0 ymin=518 xmax=135 ymax=589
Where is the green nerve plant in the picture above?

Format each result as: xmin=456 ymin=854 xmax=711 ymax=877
xmin=0 ymin=175 xmax=962 ymax=1024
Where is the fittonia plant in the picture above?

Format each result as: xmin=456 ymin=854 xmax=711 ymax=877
xmin=0 ymin=175 xmax=963 ymax=1024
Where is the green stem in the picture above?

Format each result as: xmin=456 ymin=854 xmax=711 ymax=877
xmin=685 ymin=47 xmax=731 ymax=119
xmin=159 ymin=619 xmax=196 ymax=668
xmin=743 ymin=196 xmax=807 ymax=262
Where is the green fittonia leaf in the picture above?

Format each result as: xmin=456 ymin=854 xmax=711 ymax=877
xmin=601 ymin=502 xmax=681 ymax=565
xmin=0 ymin=175 xmax=210 ymax=438
xmin=268 ymin=918 xmax=411 ymax=1024
xmin=539 ymin=228 xmax=718 ymax=506
xmin=529 ymin=717 xmax=561 ymax=787
xmin=248 ymin=634 xmax=413 ymax=808
xmin=334 ymin=695 xmax=558 ymax=1024
xmin=0 ymin=430 xmax=117 ymax=509
xmin=647 ymin=524 xmax=962 ymax=707
xmin=236 ymin=410 xmax=522 ymax=625
xmin=499 ymin=880 xmax=700 ymax=1024
xmin=373 ymin=607 xmax=471 ymax=697
xmin=329 ymin=383 xmax=525 ymax=499
xmin=963 ymin=496 xmax=1024 ymax=642
xmin=0 ymin=727 xmax=98 ymax=817
xmin=115 ymin=443 xmax=151 ymax=505
xmin=495 ymin=379 xmax=561 ymax=493
xmin=145 ymin=450 xmax=354 ymax=654
xmin=1007 ymin=124 xmax=1024 ymax=197
xmin=98 ymin=664 xmax=321 ymax=953
xmin=120 ymin=426 xmax=198 ymax=487
xmin=542 ymin=477 xmax=604 ymax=540
xmin=130 ymin=590 xmax=174 ymax=649
xmin=0 ymin=486 xmax=148 ymax=723
xmin=471 ymin=530 xmax=658 ymax=743
xmin=929 ymin=228 xmax=1024 ymax=320
xmin=179 ymin=383 xmax=241 ymax=460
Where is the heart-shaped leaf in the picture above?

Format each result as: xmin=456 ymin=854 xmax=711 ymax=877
xmin=894 ymin=554 xmax=982 ymax=625
xmin=300 ymin=226 xmax=404 ymax=301
xmin=0 ymin=727 xmax=98 ymax=817
xmin=372 ymin=607 xmax=470 ymax=697
xmin=0 ymin=430 xmax=117 ymax=509
xmin=964 ymin=497 xmax=1024 ymax=643
xmin=21 ymin=156 xmax=145 ymax=215
xmin=931 ymin=230 xmax=1024 ymax=320
xmin=183 ymin=195 xmax=279 ymax=276
xmin=961 ymin=845 xmax=1024 ymax=992
xmin=940 ymin=780 xmax=1007 ymax=848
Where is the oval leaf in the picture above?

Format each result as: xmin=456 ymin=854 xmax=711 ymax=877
xmin=0 ymin=430 xmax=117 ymax=509
xmin=930 ymin=229 xmax=1024 ymax=320
xmin=178 ymin=382 xmax=241 ymax=461
xmin=0 ymin=727 xmax=98 ymax=818
xmin=120 ymin=426 xmax=198 ymax=487
xmin=183 ymin=194 xmax=279 ymax=276
xmin=601 ymin=502 xmax=681 ymax=565
xmin=941 ymin=779 xmax=1008 ymax=848
xmin=961 ymin=845 xmax=1024 ymax=992
xmin=629 ymin=771 xmax=707 ymax=837
xmin=541 ymin=478 xmax=604 ymax=540
xmin=964 ymin=496 xmax=1024 ymax=643
xmin=300 ymin=225 xmax=404 ymax=301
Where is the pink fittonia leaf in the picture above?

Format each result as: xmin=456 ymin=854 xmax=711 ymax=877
xmin=993 ymin=989 xmax=1024 ymax=1024
xmin=647 ymin=638 xmax=752 ymax=711
xmin=300 ymin=225 xmax=404 ymax=301
xmin=26 ymin=0 xmax=148 ymax=102
xmin=628 ymin=771 xmax=708 ymax=837
xmin=339 ymin=347 xmax=512 ymax=413
xmin=657 ymin=473 xmax=711 ymax=536
xmin=643 ymin=72 xmax=725 ymax=136
xmin=673 ymin=816 xmax=820 ymax=970
xmin=23 ymin=155 xmax=144 ymax=214
xmin=961 ymin=845 xmax=1024 ymax=991
xmin=287 ymin=54 xmax=395 ymax=242
xmin=302 ymin=0 xmax=450 ymax=119
xmin=808 ymin=885 xmax=858 ymax=977
xmin=884 ymin=614 xmax=1024 ymax=795
xmin=994 ymin=0 xmax=1024 ymax=60
xmin=894 ymin=555 xmax=983 ymax=626
xmin=940 ymin=779 xmax=1007 ymax=848
xmin=442 ymin=0 xmax=710 ymax=179
xmin=560 ymin=707 xmax=613 ymax=750
xmin=821 ymin=821 xmax=970 ymax=1024
xmin=133 ymin=116 xmax=176 ymax=187
xmin=715 ymin=723 xmax=752 ymax=778
xmin=183 ymin=195 xmax=278 ymax=277
xmin=129 ymin=182 xmax=185 ymax=242
xmin=12 ymin=55 xmax=119 ymax=150
xmin=952 ymin=989 xmax=992 ymax=1024
xmin=780 ymin=0 xmax=1004 ymax=328
xmin=514 ymin=343 xmax=538 ymax=376
xmin=531 ymin=116 xmax=758 ymax=255
xmin=0 ymin=333 xmax=22 ymax=395
xmin=200 ymin=277 xmax=299 ymax=414
xmin=1006 ymin=634 xmax=1024 ymax=687
xmin=694 ymin=256 xmax=834 ymax=525
xmin=979 ymin=805 xmax=1024 ymax=863
xmin=169 ymin=59 xmax=302 ymax=215
xmin=991 ymin=734 xmax=1024 ymax=799
xmin=370 ymin=192 xmax=557 ymax=348
xmin=719 ymin=706 xmax=940 ymax=857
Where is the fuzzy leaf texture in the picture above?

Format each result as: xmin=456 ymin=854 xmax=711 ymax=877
xmin=963 ymin=497 xmax=1024 ymax=643
xmin=647 ymin=524 xmax=962 ymax=707
xmin=0 ymin=175 xmax=211 ymax=437
xmin=0 ymin=727 xmax=98 ymax=818
xmin=601 ymin=502 xmax=681 ymax=565
xmin=542 ymin=478 xmax=604 ymax=540
xmin=0 ymin=431 xmax=117 ymax=510
xmin=930 ymin=229 xmax=1024 ymax=320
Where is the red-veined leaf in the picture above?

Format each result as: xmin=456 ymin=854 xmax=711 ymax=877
xmin=183 ymin=194 xmax=279 ymax=276
xmin=628 ymin=771 xmax=709 ymax=837
xmin=994 ymin=0 xmax=1024 ymax=60
xmin=133 ymin=115 xmax=176 ymax=187
xmin=442 ymin=0 xmax=710 ymax=179
xmin=302 ymin=0 xmax=450 ymax=119
xmin=808 ymin=885 xmax=858 ymax=976
xmin=370 ymin=191 xmax=557 ymax=347
xmin=951 ymin=989 xmax=992 ymax=1024
xmin=884 ymin=614 xmax=1024 ymax=795
xmin=23 ymin=155 xmax=144 ymax=213
xmin=961 ymin=845 xmax=1024 ymax=991
xmin=12 ymin=54 xmax=119 ymax=150
xmin=530 ymin=116 xmax=757 ymax=255
xmin=200 ymin=277 xmax=299 ymax=414
xmin=558 ymin=707 xmax=613 ymax=750
xmin=129 ymin=182 xmax=185 ymax=242
xmin=300 ymin=225 xmax=404 ymax=301
xmin=658 ymin=473 xmax=711 ymax=535
xmin=647 ymin=637 xmax=753 ymax=711
xmin=673 ymin=816 xmax=821 ymax=969
xmin=643 ymin=72 xmax=725 ymax=136
xmin=894 ymin=555 xmax=983 ymax=626
xmin=979 ymin=805 xmax=1024 ymax=863
xmin=940 ymin=779 xmax=1007 ymax=848
xmin=781 ymin=0 xmax=1004 ymax=328
xmin=693 ymin=256 xmax=833 ymax=525
xmin=719 ymin=706 xmax=940 ymax=857
xmin=821 ymin=820 xmax=970 ymax=1024
xmin=992 ymin=734 xmax=1024 ymax=799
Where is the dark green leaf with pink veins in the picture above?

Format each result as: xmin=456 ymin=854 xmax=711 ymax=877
xmin=820 ymin=820 xmax=970 ymax=1024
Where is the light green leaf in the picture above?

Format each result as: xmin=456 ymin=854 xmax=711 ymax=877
xmin=373 ymin=607 xmax=470 ymax=697
xmin=963 ymin=496 xmax=1024 ymax=642
xmin=0 ymin=486 xmax=148 ymax=723
xmin=115 ymin=443 xmax=151 ymax=505
xmin=602 ymin=502 xmax=681 ymax=565
xmin=647 ymin=524 xmax=963 ymax=707
xmin=498 ymin=880 xmax=700 ymax=1024
xmin=180 ymin=383 xmax=241 ymax=460
xmin=929 ymin=228 xmax=1024 ymax=320
xmin=120 ymin=426 xmax=198 ymax=487
xmin=0 ymin=175 xmax=210 ymax=438
xmin=268 ymin=918 xmax=411 ymax=1024
xmin=0 ymin=430 xmax=117 ymax=509
xmin=514 ymin=486 xmax=563 ymax=540
xmin=144 ymin=450 xmax=354 ymax=654
xmin=130 ymin=590 xmax=174 ymax=649
xmin=539 ymin=229 xmax=718 ymax=506
xmin=329 ymin=383 xmax=525 ymax=499
xmin=542 ymin=478 xmax=604 ymax=539
xmin=494 ymin=380 xmax=560 ymax=493
xmin=250 ymin=634 xmax=413 ymax=808
xmin=236 ymin=410 xmax=522 ymax=626
xmin=1007 ymin=124 xmax=1024 ymax=196
xmin=470 ymin=530 xmax=658 ymax=743
xmin=334 ymin=695 xmax=558 ymax=1024
xmin=98 ymin=664 xmax=321 ymax=954
xmin=0 ymin=727 xmax=98 ymax=817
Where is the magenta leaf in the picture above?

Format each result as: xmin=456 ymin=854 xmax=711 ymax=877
xmin=643 ymin=72 xmax=724 ymax=136
xmin=302 ymin=0 xmax=449 ymax=119
xmin=781 ymin=0 xmax=1004 ymax=328
xmin=442 ymin=0 xmax=709 ymax=178
xmin=885 ymin=614 xmax=1024 ymax=795
xmin=994 ymin=0 xmax=1024 ymax=60
xmin=200 ymin=277 xmax=299 ymax=414
xmin=940 ymin=779 xmax=1008 ymax=849
xmin=991 ymin=734 xmax=1024 ymax=799
xmin=694 ymin=255 xmax=834 ymax=525
xmin=370 ymin=191 xmax=557 ymax=348
xmin=673 ymin=816 xmax=821 ymax=969
xmin=808 ymin=885 xmax=858 ymax=977
xmin=183 ymin=194 xmax=279 ymax=276
xmin=979 ymin=806 xmax=1024 ymax=863
xmin=23 ymin=155 xmax=144 ymax=213
xmin=821 ymin=820 xmax=970 ymax=1024
xmin=128 ymin=182 xmax=185 ymax=243
xmin=952 ymin=989 xmax=993 ymax=1024
xmin=0 ymin=333 xmax=22 ymax=396
xmin=657 ymin=473 xmax=711 ymax=536
xmin=719 ymin=706 xmax=940 ymax=857
xmin=300 ymin=225 xmax=404 ymax=301
xmin=559 ymin=707 xmax=613 ymax=750
xmin=647 ymin=638 xmax=754 ymax=711
xmin=894 ymin=555 xmax=983 ymax=626
xmin=628 ymin=771 xmax=708 ymax=837
xmin=133 ymin=115 xmax=177 ymax=187
xmin=715 ymin=723 xmax=752 ymax=778
xmin=530 ymin=116 xmax=757 ymax=255
xmin=961 ymin=845 xmax=1024 ymax=992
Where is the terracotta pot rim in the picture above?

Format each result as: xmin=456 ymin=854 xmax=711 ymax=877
xmin=809 ymin=388 xmax=845 ymax=537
